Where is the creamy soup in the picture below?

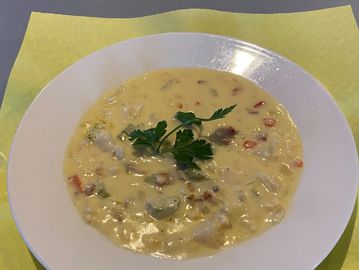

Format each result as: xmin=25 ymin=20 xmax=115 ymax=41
xmin=64 ymin=68 xmax=303 ymax=259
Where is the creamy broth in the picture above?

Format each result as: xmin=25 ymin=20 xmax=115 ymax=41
xmin=64 ymin=68 xmax=303 ymax=259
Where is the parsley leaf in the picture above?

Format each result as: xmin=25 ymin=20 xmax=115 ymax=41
xmin=154 ymin=120 xmax=167 ymax=138
xmin=207 ymin=104 xmax=237 ymax=121
xmin=129 ymin=120 xmax=167 ymax=152
xmin=175 ymin=112 xmax=201 ymax=126
xmin=169 ymin=129 xmax=213 ymax=169
xmin=175 ymin=104 xmax=236 ymax=126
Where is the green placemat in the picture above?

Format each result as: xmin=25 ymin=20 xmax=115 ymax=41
xmin=0 ymin=6 xmax=358 ymax=269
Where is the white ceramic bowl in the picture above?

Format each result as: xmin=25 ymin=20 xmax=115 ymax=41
xmin=8 ymin=33 xmax=359 ymax=270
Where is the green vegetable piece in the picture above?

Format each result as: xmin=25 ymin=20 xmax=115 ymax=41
xmin=96 ymin=184 xmax=110 ymax=198
xmin=146 ymin=196 xmax=180 ymax=219
xmin=87 ymin=125 xmax=101 ymax=142
xmin=184 ymin=168 xmax=210 ymax=181
xmin=117 ymin=124 xmax=138 ymax=141
xmin=97 ymin=188 xmax=110 ymax=198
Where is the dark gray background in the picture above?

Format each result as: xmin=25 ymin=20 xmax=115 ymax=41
xmin=1 ymin=0 xmax=358 ymax=106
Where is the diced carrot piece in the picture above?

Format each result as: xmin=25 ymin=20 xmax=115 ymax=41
xmin=292 ymin=159 xmax=304 ymax=168
xmin=263 ymin=118 xmax=276 ymax=127
xmin=68 ymin=175 xmax=83 ymax=192
xmin=243 ymin=140 xmax=258 ymax=149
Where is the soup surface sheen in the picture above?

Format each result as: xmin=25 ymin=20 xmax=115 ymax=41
xmin=64 ymin=68 xmax=303 ymax=259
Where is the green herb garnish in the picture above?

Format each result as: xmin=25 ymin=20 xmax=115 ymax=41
xmin=129 ymin=121 xmax=167 ymax=150
xmin=129 ymin=105 xmax=236 ymax=169
xmin=175 ymin=104 xmax=237 ymax=126
xmin=169 ymin=129 xmax=212 ymax=169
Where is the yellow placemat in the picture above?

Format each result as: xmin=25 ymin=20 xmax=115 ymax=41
xmin=0 ymin=6 xmax=358 ymax=270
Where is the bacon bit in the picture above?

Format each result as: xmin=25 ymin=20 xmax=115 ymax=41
xmin=177 ymin=103 xmax=183 ymax=109
xmin=197 ymin=80 xmax=206 ymax=84
xmin=292 ymin=159 xmax=304 ymax=168
xmin=186 ymin=194 xmax=195 ymax=201
xmin=227 ymin=126 xmax=237 ymax=135
xmin=254 ymin=101 xmax=265 ymax=108
xmin=263 ymin=118 xmax=277 ymax=127
xmin=243 ymin=140 xmax=258 ymax=149
xmin=68 ymin=175 xmax=83 ymax=193
xmin=203 ymin=191 xmax=212 ymax=200
xmin=195 ymin=101 xmax=201 ymax=106
xmin=232 ymin=87 xmax=242 ymax=96
xmin=201 ymin=191 xmax=216 ymax=203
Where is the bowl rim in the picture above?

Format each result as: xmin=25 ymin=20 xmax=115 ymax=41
xmin=7 ymin=32 xmax=359 ymax=270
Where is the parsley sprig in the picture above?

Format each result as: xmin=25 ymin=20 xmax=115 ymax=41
xmin=129 ymin=104 xmax=236 ymax=169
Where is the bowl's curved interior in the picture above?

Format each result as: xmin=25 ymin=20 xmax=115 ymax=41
xmin=7 ymin=33 xmax=359 ymax=270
